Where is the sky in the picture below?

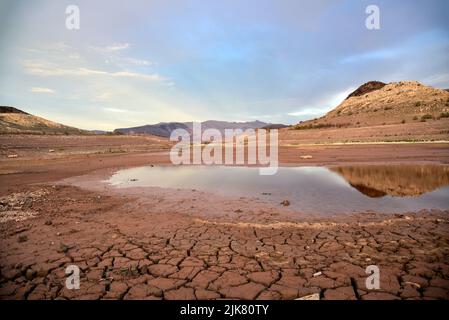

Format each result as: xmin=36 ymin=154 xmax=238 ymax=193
xmin=0 ymin=0 xmax=448 ymax=130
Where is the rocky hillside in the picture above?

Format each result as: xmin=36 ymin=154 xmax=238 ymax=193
xmin=0 ymin=106 xmax=86 ymax=135
xmin=295 ymin=81 xmax=449 ymax=129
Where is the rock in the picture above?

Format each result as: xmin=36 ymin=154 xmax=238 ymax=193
xmin=25 ymin=269 xmax=37 ymax=280
xmin=299 ymin=155 xmax=313 ymax=159
xmin=18 ymin=235 xmax=28 ymax=243
xmin=295 ymin=293 xmax=320 ymax=300
xmin=59 ymin=243 xmax=70 ymax=253
xmin=48 ymin=149 xmax=55 ymax=153
xmin=313 ymin=271 xmax=322 ymax=277
xmin=280 ymin=200 xmax=290 ymax=206
xmin=7 ymin=154 xmax=18 ymax=158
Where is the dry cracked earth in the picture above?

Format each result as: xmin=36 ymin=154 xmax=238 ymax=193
xmin=1 ymin=185 xmax=449 ymax=300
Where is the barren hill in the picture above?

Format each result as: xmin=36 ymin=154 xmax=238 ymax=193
xmin=295 ymin=81 xmax=449 ymax=129
xmin=0 ymin=106 xmax=86 ymax=135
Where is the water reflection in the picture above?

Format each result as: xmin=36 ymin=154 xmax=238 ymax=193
xmin=331 ymin=165 xmax=449 ymax=198
xmin=108 ymin=165 xmax=449 ymax=215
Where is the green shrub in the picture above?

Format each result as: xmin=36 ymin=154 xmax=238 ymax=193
xmin=421 ymin=114 xmax=433 ymax=121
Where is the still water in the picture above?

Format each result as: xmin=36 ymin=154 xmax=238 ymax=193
xmin=107 ymin=165 xmax=449 ymax=214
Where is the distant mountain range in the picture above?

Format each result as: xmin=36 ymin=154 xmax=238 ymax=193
xmin=114 ymin=120 xmax=287 ymax=137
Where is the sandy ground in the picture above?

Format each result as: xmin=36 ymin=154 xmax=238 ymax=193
xmin=0 ymin=135 xmax=448 ymax=300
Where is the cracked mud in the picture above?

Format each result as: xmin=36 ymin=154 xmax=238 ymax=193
xmin=1 ymin=183 xmax=448 ymax=300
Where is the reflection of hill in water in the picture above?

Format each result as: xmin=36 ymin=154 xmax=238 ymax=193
xmin=331 ymin=165 xmax=449 ymax=197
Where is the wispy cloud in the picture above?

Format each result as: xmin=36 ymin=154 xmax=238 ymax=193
xmin=287 ymin=87 xmax=355 ymax=118
xmin=103 ymin=107 xmax=127 ymax=113
xmin=123 ymin=57 xmax=153 ymax=66
xmin=23 ymin=60 xmax=166 ymax=82
xmin=31 ymin=87 xmax=55 ymax=94
xmin=104 ymin=43 xmax=130 ymax=52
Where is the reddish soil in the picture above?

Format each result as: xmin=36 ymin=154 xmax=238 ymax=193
xmin=0 ymin=135 xmax=448 ymax=300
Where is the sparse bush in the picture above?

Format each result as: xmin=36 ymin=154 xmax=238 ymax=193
xmin=440 ymin=112 xmax=449 ymax=118
xmin=415 ymin=101 xmax=422 ymax=107
xmin=401 ymin=119 xmax=406 ymax=124
xmin=384 ymin=106 xmax=393 ymax=111
xmin=413 ymin=116 xmax=418 ymax=121
xmin=421 ymin=114 xmax=433 ymax=121
xmin=347 ymin=111 xmax=353 ymax=116
xmin=294 ymin=122 xmax=350 ymax=130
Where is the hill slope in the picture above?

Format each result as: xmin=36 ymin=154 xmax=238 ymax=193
xmin=0 ymin=106 xmax=86 ymax=135
xmin=295 ymin=81 xmax=449 ymax=129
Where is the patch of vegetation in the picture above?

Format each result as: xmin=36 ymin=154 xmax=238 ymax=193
xmin=415 ymin=101 xmax=422 ymax=107
xmin=384 ymin=106 xmax=393 ymax=111
xmin=294 ymin=122 xmax=350 ymax=130
xmin=96 ymin=148 xmax=127 ymax=154
xmin=421 ymin=114 xmax=433 ymax=122
xmin=413 ymin=116 xmax=418 ymax=121
xmin=440 ymin=112 xmax=449 ymax=118
xmin=401 ymin=119 xmax=406 ymax=124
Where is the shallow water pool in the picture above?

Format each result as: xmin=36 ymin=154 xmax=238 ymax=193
xmin=107 ymin=165 xmax=449 ymax=215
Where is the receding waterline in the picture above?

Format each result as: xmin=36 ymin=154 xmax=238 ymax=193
xmin=107 ymin=165 xmax=449 ymax=215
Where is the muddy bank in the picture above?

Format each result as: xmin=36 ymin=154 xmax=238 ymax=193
xmin=0 ymin=181 xmax=448 ymax=300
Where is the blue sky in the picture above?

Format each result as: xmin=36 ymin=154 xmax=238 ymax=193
xmin=0 ymin=0 xmax=448 ymax=130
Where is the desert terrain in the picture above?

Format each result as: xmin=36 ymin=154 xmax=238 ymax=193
xmin=1 ymin=81 xmax=449 ymax=300
xmin=0 ymin=132 xmax=448 ymax=300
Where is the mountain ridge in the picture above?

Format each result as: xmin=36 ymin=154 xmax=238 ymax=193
xmin=114 ymin=120 xmax=285 ymax=137
xmin=295 ymin=80 xmax=449 ymax=129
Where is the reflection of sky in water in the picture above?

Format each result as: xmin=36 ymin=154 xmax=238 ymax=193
xmin=108 ymin=166 xmax=449 ymax=215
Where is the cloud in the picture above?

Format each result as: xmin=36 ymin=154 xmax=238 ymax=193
xmin=103 ymin=107 xmax=127 ymax=113
xmin=31 ymin=87 xmax=55 ymax=94
xmin=423 ymin=73 xmax=449 ymax=87
xmin=23 ymin=61 xmax=167 ymax=82
xmin=287 ymin=87 xmax=355 ymax=118
xmin=104 ymin=43 xmax=130 ymax=52
xmin=123 ymin=57 xmax=153 ymax=66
